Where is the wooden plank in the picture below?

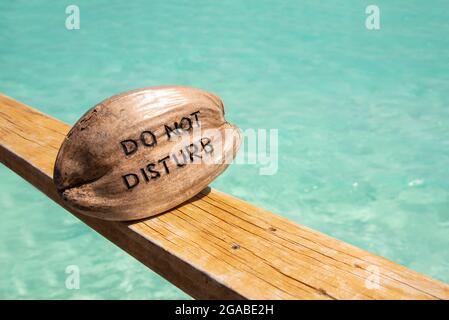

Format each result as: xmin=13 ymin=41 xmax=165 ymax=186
xmin=1 ymin=93 xmax=448 ymax=300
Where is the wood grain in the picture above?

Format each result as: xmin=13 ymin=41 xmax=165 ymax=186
xmin=1 ymin=93 xmax=449 ymax=299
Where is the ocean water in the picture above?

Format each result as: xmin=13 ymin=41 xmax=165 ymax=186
xmin=1 ymin=0 xmax=449 ymax=299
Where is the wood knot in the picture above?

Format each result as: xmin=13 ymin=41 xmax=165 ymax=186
xmin=318 ymin=288 xmax=327 ymax=295
xmin=231 ymin=244 xmax=240 ymax=250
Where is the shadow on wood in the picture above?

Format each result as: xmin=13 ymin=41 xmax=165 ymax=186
xmin=1 ymin=93 xmax=449 ymax=300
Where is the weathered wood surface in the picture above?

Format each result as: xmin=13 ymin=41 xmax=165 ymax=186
xmin=54 ymin=86 xmax=241 ymax=221
xmin=1 ymin=93 xmax=449 ymax=300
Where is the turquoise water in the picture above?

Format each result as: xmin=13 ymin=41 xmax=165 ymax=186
xmin=1 ymin=0 xmax=449 ymax=299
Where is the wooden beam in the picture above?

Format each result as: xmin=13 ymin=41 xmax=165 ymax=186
xmin=1 ymin=93 xmax=448 ymax=300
